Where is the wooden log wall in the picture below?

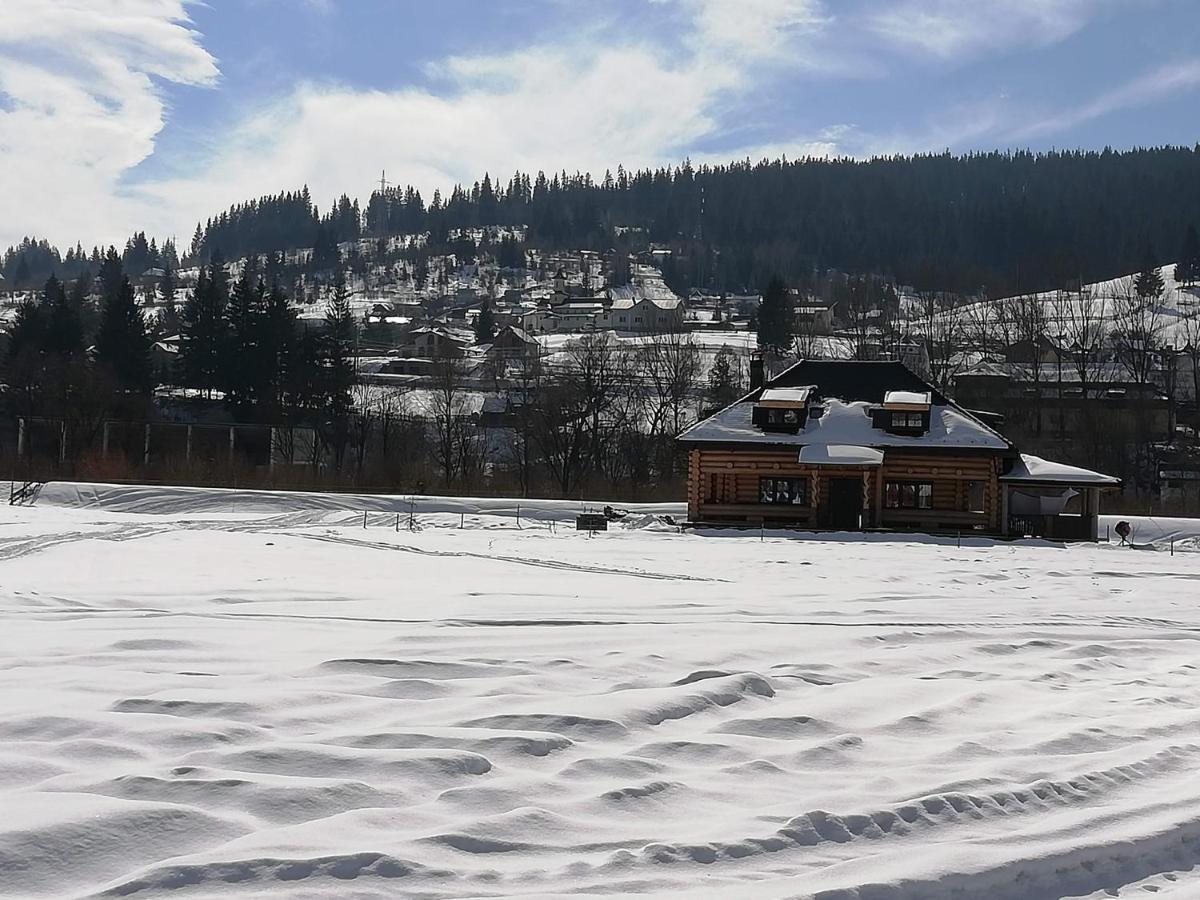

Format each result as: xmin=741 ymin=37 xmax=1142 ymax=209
xmin=688 ymin=448 xmax=1003 ymax=526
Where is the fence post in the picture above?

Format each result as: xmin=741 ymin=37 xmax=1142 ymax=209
xmin=143 ymin=424 xmax=151 ymax=467
xmin=363 ymin=510 xmax=368 ymax=529
xmin=409 ymin=498 xmax=415 ymax=531
xmin=185 ymin=425 xmax=193 ymax=463
xmin=516 ymin=504 xmax=521 ymax=528
xmin=460 ymin=512 xmax=464 ymax=529
xmin=395 ymin=513 xmax=400 ymax=532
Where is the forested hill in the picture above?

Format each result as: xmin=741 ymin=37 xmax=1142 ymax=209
xmin=7 ymin=147 xmax=1200 ymax=298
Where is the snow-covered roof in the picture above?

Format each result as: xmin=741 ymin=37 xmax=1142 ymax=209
xmin=500 ymin=325 xmax=537 ymax=344
xmin=884 ymin=390 xmax=931 ymax=406
xmin=610 ymin=295 xmax=683 ymax=311
xmin=1000 ymin=453 xmax=1121 ymax=486
xmin=680 ymin=398 xmax=1009 ymax=450
xmin=760 ymin=387 xmax=812 ymax=404
xmin=798 ymin=444 xmax=884 ymax=466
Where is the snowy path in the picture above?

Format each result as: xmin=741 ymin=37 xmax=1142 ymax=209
xmin=1 ymin=485 xmax=1199 ymax=898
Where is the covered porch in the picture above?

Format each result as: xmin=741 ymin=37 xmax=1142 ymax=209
xmin=1000 ymin=454 xmax=1121 ymax=542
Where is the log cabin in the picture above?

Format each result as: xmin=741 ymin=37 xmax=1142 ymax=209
xmin=678 ymin=359 xmax=1120 ymax=539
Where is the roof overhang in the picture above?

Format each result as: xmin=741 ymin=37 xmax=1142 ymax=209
xmin=999 ymin=453 xmax=1122 ymax=489
xmin=799 ymin=444 xmax=884 ymax=467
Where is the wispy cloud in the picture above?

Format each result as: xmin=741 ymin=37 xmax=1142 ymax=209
xmin=1 ymin=0 xmax=1192 ymax=249
xmin=1008 ymin=58 xmax=1200 ymax=140
xmin=866 ymin=0 xmax=1128 ymax=60
xmin=0 ymin=0 xmax=216 ymax=247
xmin=128 ymin=3 xmax=842 ymax=244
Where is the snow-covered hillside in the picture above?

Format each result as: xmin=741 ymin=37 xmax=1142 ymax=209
xmin=2 ymin=483 xmax=1200 ymax=899
xmin=950 ymin=262 xmax=1200 ymax=347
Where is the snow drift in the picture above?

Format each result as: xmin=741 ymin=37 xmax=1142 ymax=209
xmin=1 ymin=482 xmax=1199 ymax=898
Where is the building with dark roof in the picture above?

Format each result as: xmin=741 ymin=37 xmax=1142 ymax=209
xmin=678 ymin=359 xmax=1119 ymax=539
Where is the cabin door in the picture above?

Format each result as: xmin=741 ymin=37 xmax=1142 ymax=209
xmin=828 ymin=478 xmax=863 ymax=530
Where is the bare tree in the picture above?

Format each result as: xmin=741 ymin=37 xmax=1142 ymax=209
xmin=840 ymin=277 xmax=877 ymax=361
xmin=424 ymin=350 xmax=476 ymax=487
xmin=792 ymin=291 xmax=827 ymax=360
xmin=916 ymin=291 xmax=965 ymax=390
xmin=1179 ymin=310 xmax=1200 ymax=426
xmin=505 ymin=345 xmax=543 ymax=496
xmin=1111 ymin=275 xmax=1167 ymax=385
xmin=638 ymin=332 xmax=702 ymax=484
xmin=1059 ymin=284 xmax=1110 ymax=391
xmin=640 ymin=332 xmax=702 ymax=440
xmin=1055 ymin=285 xmax=1112 ymax=468
xmin=1004 ymin=292 xmax=1050 ymax=435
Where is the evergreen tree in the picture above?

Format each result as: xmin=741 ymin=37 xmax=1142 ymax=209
xmin=6 ymin=296 xmax=45 ymax=362
xmin=98 ymin=247 xmax=124 ymax=299
xmin=5 ymin=296 xmax=47 ymax=416
xmin=159 ymin=266 xmax=180 ymax=336
xmin=13 ymin=256 xmax=31 ymax=289
xmin=707 ymin=345 xmax=743 ymax=408
xmin=224 ymin=260 xmax=266 ymax=416
xmin=179 ymin=266 xmax=229 ymax=396
xmin=756 ymin=276 xmax=794 ymax=353
xmin=323 ymin=272 xmax=358 ymax=467
xmin=474 ymin=300 xmax=496 ymax=344
xmin=95 ymin=275 xmax=152 ymax=393
xmin=43 ymin=275 xmax=83 ymax=358
xmin=1135 ymin=246 xmax=1165 ymax=299
xmin=1176 ymin=224 xmax=1200 ymax=288
xmin=257 ymin=282 xmax=297 ymax=421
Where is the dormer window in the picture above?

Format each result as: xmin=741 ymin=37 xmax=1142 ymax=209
xmin=879 ymin=390 xmax=932 ymax=435
xmin=768 ymin=409 xmax=799 ymax=426
xmin=753 ymin=387 xmax=813 ymax=434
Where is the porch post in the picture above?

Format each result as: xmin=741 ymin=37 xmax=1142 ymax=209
xmin=810 ymin=471 xmax=820 ymax=522
xmin=874 ymin=468 xmax=884 ymax=527
xmin=17 ymin=417 xmax=26 ymax=459
xmin=1000 ymin=484 xmax=1010 ymax=537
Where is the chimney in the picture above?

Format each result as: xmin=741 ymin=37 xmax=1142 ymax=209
xmin=749 ymin=353 xmax=765 ymax=391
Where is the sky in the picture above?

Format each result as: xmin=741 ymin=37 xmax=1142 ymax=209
xmin=2 ymin=0 xmax=1199 ymax=250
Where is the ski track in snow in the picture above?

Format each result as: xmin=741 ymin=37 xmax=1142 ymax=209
xmin=0 ymin=483 xmax=1199 ymax=898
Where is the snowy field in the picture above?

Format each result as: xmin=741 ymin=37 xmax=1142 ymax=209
xmin=3 ymin=483 xmax=1200 ymax=899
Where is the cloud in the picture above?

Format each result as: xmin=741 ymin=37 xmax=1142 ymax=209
xmin=0 ymin=0 xmax=217 ymax=248
xmin=131 ymin=4 xmax=841 ymax=241
xmin=865 ymin=0 xmax=1126 ymax=60
xmin=1007 ymin=58 xmax=1200 ymax=140
xmin=4 ymin=0 xmax=1188 ymax=251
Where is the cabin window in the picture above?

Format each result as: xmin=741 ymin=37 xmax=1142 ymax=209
xmin=760 ymin=477 xmax=809 ymax=505
xmin=892 ymin=412 xmax=924 ymax=430
xmin=885 ymin=481 xmax=933 ymax=510
xmin=766 ymin=408 xmax=800 ymax=426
